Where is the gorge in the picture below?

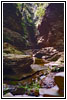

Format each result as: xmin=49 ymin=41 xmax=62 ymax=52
xmin=3 ymin=3 xmax=64 ymax=97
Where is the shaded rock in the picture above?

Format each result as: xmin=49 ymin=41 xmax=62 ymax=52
xmin=58 ymin=89 xmax=64 ymax=97
xmin=39 ymin=85 xmax=59 ymax=96
xmin=3 ymin=3 xmax=37 ymax=49
xmin=29 ymin=89 xmax=39 ymax=97
xmin=47 ymin=53 xmax=61 ymax=61
xmin=34 ymin=47 xmax=63 ymax=63
xmin=3 ymin=28 xmax=27 ymax=50
xmin=34 ymin=47 xmax=58 ymax=59
xmin=54 ymin=72 xmax=64 ymax=90
xmin=11 ymin=88 xmax=25 ymax=95
xmin=3 ymin=42 xmax=24 ymax=54
xmin=3 ymin=92 xmax=13 ymax=97
xmin=3 ymin=4 xmax=29 ymax=50
xmin=3 ymin=54 xmax=34 ymax=80
xmin=37 ymin=3 xmax=64 ymax=51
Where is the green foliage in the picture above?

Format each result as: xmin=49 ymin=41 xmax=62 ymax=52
xmin=35 ymin=3 xmax=49 ymax=18
xmin=36 ymin=6 xmax=45 ymax=17
xmin=19 ymin=82 xmax=41 ymax=91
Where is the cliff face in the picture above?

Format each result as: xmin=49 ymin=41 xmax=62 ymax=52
xmin=3 ymin=3 xmax=38 ymax=50
xmin=3 ymin=3 xmax=23 ymax=34
xmin=3 ymin=3 xmax=34 ymax=50
xmin=3 ymin=3 xmax=27 ymax=50
xmin=38 ymin=3 xmax=64 ymax=51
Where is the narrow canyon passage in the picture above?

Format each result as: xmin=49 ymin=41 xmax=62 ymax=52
xmin=3 ymin=3 xmax=64 ymax=97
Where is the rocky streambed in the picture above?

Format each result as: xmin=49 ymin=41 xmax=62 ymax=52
xmin=3 ymin=47 xmax=64 ymax=97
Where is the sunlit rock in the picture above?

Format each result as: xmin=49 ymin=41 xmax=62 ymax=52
xmin=3 ymin=92 xmax=13 ymax=97
xmin=39 ymin=85 xmax=59 ymax=95
xmin=40 ymin=73 xmax=55 ymax=88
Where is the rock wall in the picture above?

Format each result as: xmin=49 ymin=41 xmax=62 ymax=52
xmin=3 ymin=3 xmax=23 ymax=34
xmin=3 ymin=3 xmax=37 ymax=50
xmin=38 ymin=3 xmax=64 ymax=51
xmin=3 ymin=3 xmax=27 ymax=50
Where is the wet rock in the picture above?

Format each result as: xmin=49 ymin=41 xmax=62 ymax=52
xmin=54 ymin=72 xmax=64 ymax=90
xmin=3 ymin=54 xmax=34 ymax=80
xmin=39 ymin=85 xmax=59 ymax=96
xmin=3 ymin=92 xmax=13 ymax=97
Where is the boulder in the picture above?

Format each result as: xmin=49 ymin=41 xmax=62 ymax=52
xmin=3 ymin=54 xmax=34 ymax=80
xmin=34 ymin=47 xmax=60 ymax=61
